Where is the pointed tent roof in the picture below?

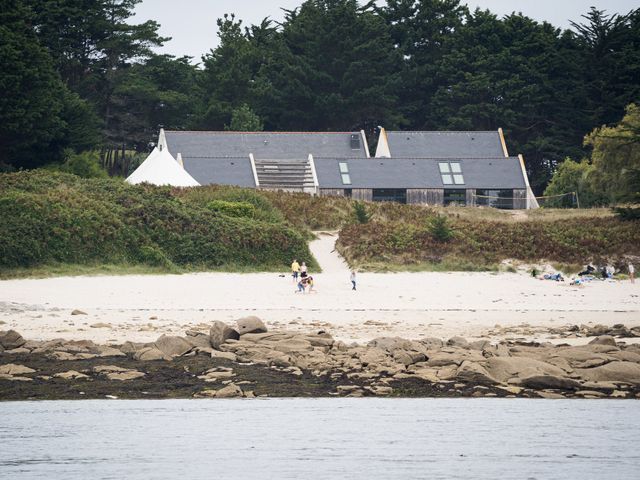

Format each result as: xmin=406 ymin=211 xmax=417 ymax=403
xmin=126 ymin=147 xmax=200 ymax=187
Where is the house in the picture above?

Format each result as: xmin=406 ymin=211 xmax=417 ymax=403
xmin=130 ymin=128 xmax=537 ymax=209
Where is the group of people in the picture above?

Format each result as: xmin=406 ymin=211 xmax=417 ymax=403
xmin=291 ymin=259 xmax=315 ymax=294
xmin=290 ymin=259 xmax=359 ymax=293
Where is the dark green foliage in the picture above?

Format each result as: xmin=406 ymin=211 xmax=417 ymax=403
xmin=428 ymin=215 xmax=454 ymax=242
xmin=0 ymin=171 xmax=314 ymax=271
xmin=613 ymin=207 xmax=640 ymax=221
xmin=53 ymin=151 xmax=108 ymax=179
xmin=353 ymin=201 xmax=371 ymax=224
xmin=207 ymin=200 xmax=256 ymax=218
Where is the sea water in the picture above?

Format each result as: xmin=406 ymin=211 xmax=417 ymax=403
xmin=0 ymin=398 xmax=638 ymax=479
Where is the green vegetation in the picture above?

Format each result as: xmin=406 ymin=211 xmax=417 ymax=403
xmin=0 ymin=171 xmax=317 ymax=274
xmin=353 ymin=201 xmax=371 ymax=224
xmin=336 ymin=208 xmax=640 ymax=271
xmin=545 ymin=104 xmax=640 ymax=206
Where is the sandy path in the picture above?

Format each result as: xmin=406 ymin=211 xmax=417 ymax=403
xmin=1 ymin=233 xmax=638 ymax=345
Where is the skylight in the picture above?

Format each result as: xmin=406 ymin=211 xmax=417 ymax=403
xmin=440 ymin=161 xmax=464 ymax=185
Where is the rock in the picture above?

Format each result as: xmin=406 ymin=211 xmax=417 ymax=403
xmin=154 ymin=335 xmax=192 ymax=357
xmin=424 ymin=352 xmax=465 ymax=367
xmin=209 ymin=321 xmax=240 ymax=349
xmin=54 ymin=370 xmax=89 ymax=380
xmin=0 ymin=374 xmax=32 ymax=382
xmin=94 ymin=346 xmax=126 ymax=358
xmin=588 ymin=335 xmax=617 ymax=347
xmin=447 ymin=336 xmax=469 ymax=349
xmin=419 ymin=337 xmax=444 ymax=349
xmin=0 ymin=363 xmax=36 ymax=375
xmin=134 ymin=347 xmax=167 ymax=361
xmin=456 ymin=361 xmax=497 ymax=385
xmin=576 ymin=361 xmax=640 ymax=384
xmin=185 ymin=331 xmax=213 ymax=349
xmin=537 ymin=391 xmax=565 ymax=399
xmin=90 ymin=322 xmax=111 ymax=329
xmin=214 ymin=383 xmax=244 ymax=398
xmin=520 ymin=375 xmax=581 ymax=391
xmin=236 ymin=316 xmax=267 ymax=335
xmin=0 ymin=330 xmax=26 ymax=350
xmin=574 ymin=390 xmax=606 ymax=398
xmin=71 ymin=309 xmax=87 ymax=315
xmin=210 ymin=350 xmax=237 ymax=362
xmin=106 ymin=371 xmax=145 ymax=381
xmin=393 ymin=350 xmax=427 ymax=366
xmin=93 ymin=365 xmax=130 ymax=373
xmin=4 ymin=347 xmax=30 ymax=355
xmin=469 ymin=340 xmax=491 ymax=351
xmin=484 ymin=357 xmax=567 ymax=384
xmin=272 ymin=338 xmax=314 ymax=354
xmin=120 ymin=341 xmax=147 ymax=355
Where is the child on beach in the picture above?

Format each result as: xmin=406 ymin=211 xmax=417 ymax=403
xmin=307 ymin=276 xmax=316 ymax=293
xmin=295 ymin=277 xmax=306 ymax=294
xmin=629 ymin=262 xmax=635 ymax=283
xmin=350 ymin=271 xmax=356 ymax=290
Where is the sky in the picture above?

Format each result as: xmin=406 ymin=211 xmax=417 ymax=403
xmin=131 ymin=0 xmax=639 ymax=61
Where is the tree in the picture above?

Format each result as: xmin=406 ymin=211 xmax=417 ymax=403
xmin=543 ymin=158 xmax=603 ymax=207
xmin=0 ymin=0 xmax=66 ymax=168
xmin=225 ymin=105 xmax=264 ymax=131
xmin=586 ymin=103 xmax=640 ymax=204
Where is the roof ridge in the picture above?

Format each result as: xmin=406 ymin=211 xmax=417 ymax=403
xmin=386 ymin=130 xmax=499 ymax=134
xmin=165 ymin=130 xmax=359 ymax=134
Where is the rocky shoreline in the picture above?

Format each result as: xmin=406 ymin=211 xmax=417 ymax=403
xmin=2 ymin=317 xmax=640 ymax=400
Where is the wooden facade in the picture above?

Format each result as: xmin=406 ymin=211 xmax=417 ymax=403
xmin=406 ymin=188 xmax=444 ymax=205
xmin=466 ymin=189 xmax=476 ymax=206
xmin=320 ymin=188 xmax=345 ymax=197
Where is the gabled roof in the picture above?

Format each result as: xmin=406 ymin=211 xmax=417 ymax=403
xmin=314 ymin=157 xmax=526 ymax=189
xmin=126 ymin=148 xmax=200 ymax=187
xmin=182 ymin=157 xmax=256 ymax=188
xmin=164 ymin=131 xmax=369 ymax=159
xmin=381 ymin=130 xmax=507 ymax=158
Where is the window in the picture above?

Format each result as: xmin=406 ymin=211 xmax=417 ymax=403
xmin=440 ymin=161 xmax=464 ymax=185
xmin=339 ymin=162 xmax=351 ymax=185
xmin=344 ymin=189 xmax=352 ymax=198
xmin=475 ymin=189 xmax=514 ymax=209
xmin=444 ymin=189 xmax=466 ymax=206
xmin=372 ymin=189 xmax=407 ymax=204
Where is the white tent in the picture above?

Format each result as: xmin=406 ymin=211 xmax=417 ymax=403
xmin=126 ymin=147 xmax=200 ymax=187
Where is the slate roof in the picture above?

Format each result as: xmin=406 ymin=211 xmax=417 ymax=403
xmin=165 ymin=131 xmax=368 ymax=159
xmin=182 ymin=157 xmax=256 ymax=187
xmin=385 ymin=131 xmax=506 ymax=158
xmin=314 ymin=157 xmax=526 ymax=189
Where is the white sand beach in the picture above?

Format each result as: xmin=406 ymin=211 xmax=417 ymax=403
xmin=1 ymin=233 xmax=638 ymax=345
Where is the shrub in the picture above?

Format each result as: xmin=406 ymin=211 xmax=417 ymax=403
xmin=353 ymin=201 xmax=371 ymax=224
xmin=429 ymin=215 xmax=454 ymax=242
xmin=55 ymin=150 xmax=108 ymax=179
xmin=613 ymin=206 xmax=640 ymax=221
xmin=207 ymin=200 xmax=255 ymax=218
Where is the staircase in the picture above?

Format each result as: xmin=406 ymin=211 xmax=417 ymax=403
xmin=254 ymin=158 xmax=317 ymax=193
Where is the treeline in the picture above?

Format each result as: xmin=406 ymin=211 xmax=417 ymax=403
xmin=1 ymin=0 xmax=639 ymax=193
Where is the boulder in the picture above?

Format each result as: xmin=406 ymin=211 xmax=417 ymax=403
xmin=236 ymin=316 xmax=267 ymax=335
xmin=0 ymin=330 xmax=26 ymax=350
xmin=185 ymin=331 xmax=213 ymax=349
xmin=106 ymin=371 xmax=145 ymax=381
xmin=456 ymin=361 xmax=497 ymax=385
xmin=519 ymin=375 xmax=581 ymax=391
xmin=94 ymin=346 xmax=126 ymax=358
xmin=71 ymin=309 xmax=87 ymax=315
xmin=272 ymin=338 xmax=314 ymax=354
xmin=575 ymin=361 xmax=640 ymax=384
xmin=210 ymin=350 xmax=238 ymax=362
xmin=134 ymin=347 xmax=167 ymax=361
xmin=0 ymin=363 xmax=36 ymax=375
xmin=209 ymin=321 xmax=240 ymax=349
xmin=447 ymin=336 xmax=470 ymax=349
xmin=484 ymin=356 xmax=567 ymax=384
xmin=392 ymin=350 xmax=427 ymax=366
xmin=120 ymin=341 xmax=147 ymax=355
xmin=419 ymin=337 xmax=444 ymax=350
xmin=154 ymin=335 xmax=192 ymax=357
xmin=588 ymin=335 xmax=617 ymax=347
xmin=213 ymin=383 xmax=244 ymax=398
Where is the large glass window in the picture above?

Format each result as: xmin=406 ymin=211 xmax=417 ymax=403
xmin=444 ymin=189 xmax=466 ymax=206
xmin=372 ymin=189 xmax=407 ymax=204
xmin=341 ymin=173 xmax=352 ymax=185
xmin=339 ymin=162 xmax=351 ymax=185
xmin=476 ymin=189 xmax=514 ymax=209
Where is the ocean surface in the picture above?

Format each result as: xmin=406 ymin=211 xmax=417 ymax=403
xmin=0 ymin=398 xmax=638 ymax=479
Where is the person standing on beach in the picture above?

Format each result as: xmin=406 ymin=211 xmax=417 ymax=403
xmin=350 ymin=271 xmax=357 ymax=291
xmin=300 ymin=262 xmax=307 ymax=277
xmin=629 ymin=262 xmax=635 ymax=283
xmin=291 ymin=259 xmax=300 ymax=283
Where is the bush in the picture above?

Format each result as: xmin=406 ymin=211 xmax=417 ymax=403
xmin=353 ymin=201 xmax=371 ymax=224
xmin=429 ymin=215 xmax=454 ymax=242
xmin=55 ymin=150 xmax=108 ymax=179
xmin=207 ymin=200 xmax=255 ymax=218
xmin=613 ymin=206 xmax=640 ymax=221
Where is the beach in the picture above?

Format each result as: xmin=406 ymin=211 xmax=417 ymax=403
xmin=1 ymin=234 xmax=638 ymax=346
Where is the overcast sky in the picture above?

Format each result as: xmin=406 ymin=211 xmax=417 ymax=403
xmin=132 ymin=0 xmax=638 ymax=61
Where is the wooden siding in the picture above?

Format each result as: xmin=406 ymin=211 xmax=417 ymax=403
xmin=513 ymin=189 xmax=527 ymax=209
xmin=320 ymin=188 xmax=345 ymax=197
xmin=407 ymin=189 xmax=433 ymax=205
xmin=352 ymin=189 xmax=373 ymax=201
